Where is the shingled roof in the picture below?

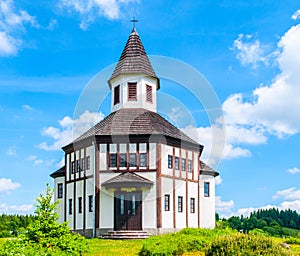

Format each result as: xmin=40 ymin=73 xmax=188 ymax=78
xmin=73 ymin=108 xmax=199 ymax=146
xmin=102 ymin=172 xmax=154 ymax=189
xmin=50 ymin=166 xmax=65 ymax=178
xmin=109 ymin=28 xmax=159 ymax=88
xmin=200 ymin=162 xmax=219 ymax=177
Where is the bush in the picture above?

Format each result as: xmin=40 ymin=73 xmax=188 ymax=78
xmin=139 ymin=229 xmax=212 ymax=256
xmin=206 ymin=233 xmax=291 ymax=256
xmin=0 ymin=184 xmax=87 ymax=256
xmin=139 ymin=228 xmax=235 ymax=256
xmin=284 ymin=237 xmax=300 ymax=245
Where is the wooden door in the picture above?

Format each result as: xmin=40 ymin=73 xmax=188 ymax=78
xmin=114 ymin=191 xmax=142 ymax=230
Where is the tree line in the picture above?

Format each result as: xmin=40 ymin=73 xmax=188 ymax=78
xmin=0 ymin=214 xmax=37 ymax=237
xmin=218 ymin=208 xmax=300 ymax=237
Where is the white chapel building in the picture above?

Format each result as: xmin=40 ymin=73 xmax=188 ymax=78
xmin=50 ymin=28 xmax=219 ymax=238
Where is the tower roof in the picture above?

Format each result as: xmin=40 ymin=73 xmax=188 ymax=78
xmin=109 ymin=28 xmax=159 ymax=88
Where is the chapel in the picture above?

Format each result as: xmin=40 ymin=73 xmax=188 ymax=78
xmin=50 ymin=27 xmax=219 ymax=238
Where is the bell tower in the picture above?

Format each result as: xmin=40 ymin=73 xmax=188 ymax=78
xmin=108 ymin=28 xmax=160 ymax=113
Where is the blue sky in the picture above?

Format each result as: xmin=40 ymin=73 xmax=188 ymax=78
xmin=1 ymin=0 xmax=300 ymax=218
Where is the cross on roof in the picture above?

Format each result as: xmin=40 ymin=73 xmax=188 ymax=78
xmin=130 ymin=17 xmax=138 ymax=29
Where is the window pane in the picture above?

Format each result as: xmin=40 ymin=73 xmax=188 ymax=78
xmin=164 ymin=195 xmax=170 ymax=211
xmin=175 ymin=157 xmax=179 ymax=170
xmin=110 ymin=153 xmax=117 ymax=167
xmin=178 ymin=196 xmax=183 ymax=212
xmin=182 ymin=159 xmax=186 ymax=172
xmin=86 ymin=156 xmax=90 ymax=170
xmin=114 ymin=85 xmax=120 ymax=105
xmin=120 ymin=153 xmax=127 ymax=167
xmin=204 ymin=182 xmax=210 ymax=197
xmin=69 ymin=199 xmax=72 ymax=214
xmin=129 ymin=153 xmax=136 ymax=167
xmin=88 ymin=195 xmax=93 ymax=212
xmin=76 ymin=159 xmax=80 ymax=172
xmin=190 ymin=198 xmax=195 ymax=213
xmin=120 ymin=195 xmax=124 ymax=215
xmin=81 ymin=158 xmax=85 ymax=171
xmin=168 ymin=155 xmax=173 ymax=169
xmin=58 ymin=183 xmax=63 ymax=199
xmin=71 ymin=161 xmax=75 ymax=174
xmin=188 ymin=160 xmax=192 ymax=173
xmin=78 ymin=197 xmax=82 ymax=213
xmin=132 ymin=194 xmax=136 ymax=215
xmin=139 ymin=153 xmax=147 ymax=167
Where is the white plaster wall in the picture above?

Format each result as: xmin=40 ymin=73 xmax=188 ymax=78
xmin=161 ymin=176 xmax=173 ymax=228
xmin=85 ymin=176 xmax=94 ymax=229
xmin=175 ymin=179 xmax=186 ymax=229
xmin=54 ymin=176 xmax=65 ymax=224
xmin=110 ymin=74 xmax=158 ymax=113
xmin=193 ymin=152 xmax=199 ymax=179
xmin=75 ymin=180 xmax=83 ymax=229
xmin=188 ymin=182 xmax=198 ymax=227
xmin=99 ymin=144 xmax=107 ymax=171
xmin=161 ymin=144 xmax=173 ymax=176
xmin=66 ymin=182 xmax=74 ymax=229
xmin=139 ymin=172 xmax=157 ymax=229
xmin=149 ymin=143 xmax=156 ymax=169
xmin=100 ymin=188 xmax=114 ymax=229
xmin=66 ymin=154 xmax=70 ymax=182
xmin=200 ymin=175 xmax=216 ymax=228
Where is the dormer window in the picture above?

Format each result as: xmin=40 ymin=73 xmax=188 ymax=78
xmin=114 ymin=85 xmax=120 ymax=105
xmin=146 ymin=84 xmax=152 ymax=103
xmin=128 ymin=82 xmax=137 ymax=101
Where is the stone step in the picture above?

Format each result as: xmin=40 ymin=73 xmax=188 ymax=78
xmin=101 ymin=230 xmax=150 ymax=240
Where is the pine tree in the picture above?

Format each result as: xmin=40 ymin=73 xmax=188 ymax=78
xmin=0 ymin=184 xmax=88 ymax=255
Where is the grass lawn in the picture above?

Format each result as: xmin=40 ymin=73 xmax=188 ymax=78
xmin=84 ymin=239 xmax=144 ymax=256
xmin=0 ymin=238 xmax=6 ymax=247
xmin=1 ymin=236 xmax=300 ymax=255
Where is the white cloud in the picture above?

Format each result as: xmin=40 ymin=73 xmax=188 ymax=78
xmin=0 ymin=203 xmax=33 ymax=214
xmin=0 ymin=31 xmax=19 ymax=55
xmin=59 ymin=0 xmax=138 ymax=30
xmin=215 ymin=175 xmax=223 ymax=185
xmin=27 ymin=155 xmax=43 ymax=165
xmin=232 ymin=34 xmax=272 ymax=68
xmin=226 ymin=24 xmax=300 ymax=138
xmin=39 ymin=110 xmax=104 ymax=151
xmin=273 ymin=187 xmax=300 ymax=201
xmin=47 ymin=18 xmax=57 ymax=31
xmin=292 ymin=9 xmax=300 ymax=20
xmin=288 ymin=167 xmax=300 ymax=174
xmin=0 ymin=0 xmax=38 ymax=56
xmin=215 ymin=196 xmax=235 ymax=214
xmin=6 ymin=146 xmax=16 ymax=156
xmin=22 ymin=104 xmax=33 ymax=110
xmin=0 ymin=178 xmax=20 ymax=193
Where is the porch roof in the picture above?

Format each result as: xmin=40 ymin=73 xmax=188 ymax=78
xmin=102 ymin=172 xmax=154 ymax=189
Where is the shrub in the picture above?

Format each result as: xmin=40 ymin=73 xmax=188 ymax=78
xmin=206 ymin=233 xmax=291 ymax=256
xmin=0 ymin=184 xmax=87 ymax=256
xmin=139 ymin=228 xmax=236 ymax=256
xmin=284 ymin=237 xmax=300 ymax=245
xmin=139 ymin=229 xmax=212 ymax=256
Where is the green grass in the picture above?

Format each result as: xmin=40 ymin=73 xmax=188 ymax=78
xmin=84 ymin=239 xmax=144 ymax=256
xmin=2 ymin=233 xmax=300 ymax=255
xmin=0 ymin=238 xmax=6 ymax=247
